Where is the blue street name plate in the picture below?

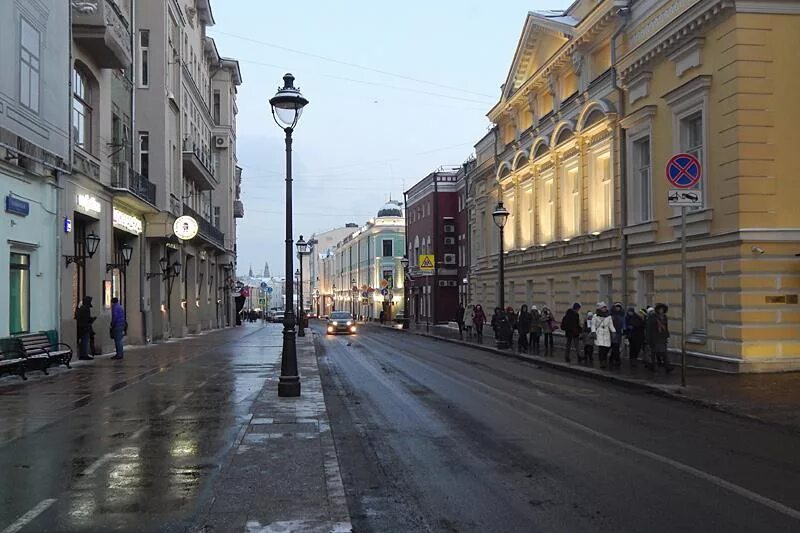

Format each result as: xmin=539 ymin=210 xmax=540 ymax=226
xmin=5 ymin=196 xmax=29 ymax=216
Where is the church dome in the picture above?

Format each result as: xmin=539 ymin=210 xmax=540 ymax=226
xmin=377 ymin=200 xmax=403 ymax=218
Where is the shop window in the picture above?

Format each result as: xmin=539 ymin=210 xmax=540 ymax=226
xmin=9 ymin=253 xmax=30 ymax=334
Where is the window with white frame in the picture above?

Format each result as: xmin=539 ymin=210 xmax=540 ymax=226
xmin=73 ymin=66 xmax=94 ymax=151
xmin=689 ymin=267 xmax=707 ymax=334
xmin=138 ymin=30 xmax=150 ymax=88
xmin=681 ymin=112 xmax=703 ymax=167
xmin=526 ymin=280 xmax=533 ymax=304
xmin=589 ymin=147 xmax=613 ymax=231
xmin=503 ymin=191 xmax=515 ymax=250
xmin=630 ymin=136 xmax=652 ymax=224
xmin=637 ymin=270 xmax=655 ymax=309
xmin=520 ymin=185 xmax=533 ymax=246
xmin=546 ymin=278 xmax=555 ymax=310
xmin=537 ymin=172 xmax=555 ymax=243
xmin=19 ymin=18 xmax=40 ymax=113
xmin=560 ymin=159 xmax=580 ymax=239
xmin=138 ymin=132 xmax=149 ymax=178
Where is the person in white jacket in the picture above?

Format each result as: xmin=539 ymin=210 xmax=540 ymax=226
xmin=464 ymin=304 xmax=475 ymax=337
xmin=591 ymin=302 xmax=616 ymax=369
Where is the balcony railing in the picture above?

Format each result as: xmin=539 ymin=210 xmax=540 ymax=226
xmin=111 ymin=162 xmax=157 ymax=206
xmin=183 ymin=204 xmax=224 ymax=247
xmin=182 ymin=139 xmax=216 ymax=190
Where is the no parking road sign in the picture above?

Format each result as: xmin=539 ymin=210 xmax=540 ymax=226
xmin=666 ymin=153 xmax=702 ymax=207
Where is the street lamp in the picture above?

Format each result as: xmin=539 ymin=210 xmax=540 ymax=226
xmin=493 ymin=201 xmax=510 ymax=347
xmin=332 ymin=283 xmax=336 ymax=312
xmin=351 ymin=277 xmax=356 ymax=318
xmin=401 ymin=256 xmax=410 ymax=329
xmin=64 ymin=231 xmax=101 ymax=267
xmin=269 ymin=73 xmax=308 ymax=397
xmin=296 ymin=235 xmax=311 ymax=337
xmin=106 ymin=242 xmax=134 ymax=272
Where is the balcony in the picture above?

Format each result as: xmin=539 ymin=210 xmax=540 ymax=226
xmin=111 ymin=162 xmax=158 ymax=212
xmin=183 ymin=204 xmax=224 ymax=249
xmin=233 ymin=199 xmax=244 ymax=219
xmin=71 ymin=0 xmax=132 ymax=69
xmin=182 ymin=141 xmax=216 ymax=191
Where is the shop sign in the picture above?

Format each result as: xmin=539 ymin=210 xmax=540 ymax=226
xmin=113 ymin=207 xmax=143 ymax=235
xmin=76 ymin=193 xmax=102 ymax=216
xmin=5 ymin=196 xmax=29 ymax=216
xmin=173 ymin=215 xmax=199 ymax=240
xmin=64 ymin=217 xmax=72 ymax=233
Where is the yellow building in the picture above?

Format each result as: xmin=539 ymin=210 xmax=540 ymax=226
xmin=468 ymin=0 xmax=800 ymax=371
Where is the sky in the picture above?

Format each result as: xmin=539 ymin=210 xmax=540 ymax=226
xmin=209 ymin=1 xmax=570 ymax=277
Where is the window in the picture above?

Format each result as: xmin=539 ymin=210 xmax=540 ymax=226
xmin=382 ymin=270 xmax=394 ymax=289
xmin=214 ymin=206 xmax=221 ymax=228
xmin=138 ymin=30 xmax=150 ymax=88
xmin=560 ymin=162 xmax=580 ymax=239
xmin=681 ymin=112 xmax=703 ymax=163
xmin=73 ymin=67 xmax=93 ymax=151
xmin=508 ymin=281 xmax=515 ymax=308
xmin=630 ymin=136 xmax=652 ymax=224
xmin=19 ymin=18 xmax=40 ymax=113
xmin=546 ymin=278 xmax=555 ymax=310
xmin=138 ymin=132 xmax=149 ymax=178
xmin=9 ymin=253 xmax=30 ymax=334
xmin=689 ymin=267 xmax=707 ymax=334
xmin=526 ymin=280 xmax=533 ymax=304
xmin=213 ymin=90 xmax=221 ymax=123
xmin=520 ymin=186 xmax=533 ymax=245
xmin=599 ymin=274 xmax=612 ymax=306
xmin=570 ymin=276 xmax=580 ymax=302
xmin=589 ymin=149 xmax=613 ymax=231
xmin=637 ymin=270 xmax=655 ymax=309
xmin=538 ymin=173 xmax=555 ymax=243
xmin=382 ymin=239 xmax=393 ymax=257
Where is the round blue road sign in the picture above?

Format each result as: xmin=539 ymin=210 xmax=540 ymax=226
xmin=666 ymin=153 xmax=701 ymax=189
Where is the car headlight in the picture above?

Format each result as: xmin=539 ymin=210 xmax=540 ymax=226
xmin=346 ymin=320 xmax=353 ymax=326
xmin=332 ymin=321 xmax=338 ymax=326
xmin=327 ymin=326 xmax=333 ymax=332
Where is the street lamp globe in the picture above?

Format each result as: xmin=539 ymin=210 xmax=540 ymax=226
xmin=269 ymin=73 xmax=309 ymax=130
xmin=172 ymin=261 xmax=182 ymax=278
xmin=400 ymin=256 xmax=409 ymax=270
xmin=296 ymin=235 xmax=310 ymax=256
xmin=492 ymin=201 xmax=510 ymax=229
xmin=85 ymin=232 xmax=101 ymax=258
xmin=120 ymin=242 xmax=134 ymax=265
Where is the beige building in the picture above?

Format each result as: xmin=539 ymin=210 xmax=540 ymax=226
xmin=468 ymin=0 xmax=800 ymax=372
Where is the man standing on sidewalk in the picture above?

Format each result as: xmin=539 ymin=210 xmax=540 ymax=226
xmin=76 ymin=296 xmax=95 ymax=360
xmin=110 ymin=297 xmax=126 ymax=360
xmin=560 ymin=303 xmax=582 ymax=363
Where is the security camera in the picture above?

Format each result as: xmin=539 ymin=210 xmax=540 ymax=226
xmin=751 ymin=246 xmax=765 ymax=255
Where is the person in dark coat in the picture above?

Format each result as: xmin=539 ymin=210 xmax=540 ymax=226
xmin=624 ymin=307 xmax=646 ymax=365
xmin=517 ymin=305 xmax=532 ymax=352
xmin=473 ymin=304 xmax=486 ymax=338
xmin=609 ymin=302 xmax=626 ymax=368
xmin=75 ymin=296 xmax=96 ymax=360
xmin=646 ymin=303 xmax=672 ymax=372
xmin=491 ymin=307 xmax=502 ymax=340
xmin=456 ymin=304 xmax=465 ymax=337
xmin=529 ymin=305 xmax=542 ymax=355
xmin=560 ymin=303 xmax=582 ymax=363
xmin=497 ymin=310 xmax=513 ymax=348
xmin=541 ymin=306 xmax=555 ymax=355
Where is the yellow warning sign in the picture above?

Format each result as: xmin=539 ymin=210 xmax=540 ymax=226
xmin=419 ymin=254 xmax=435 ymax=273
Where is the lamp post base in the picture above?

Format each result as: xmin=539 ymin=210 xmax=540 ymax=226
xmin=278 ymin=376 xmax=301 ymax=397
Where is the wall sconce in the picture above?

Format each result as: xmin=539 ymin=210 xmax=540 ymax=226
xmin=64 ymin=232 xmax=101 ymax=267
xmin=106 ymin=242 xmax=134 ymax=272
xmin=160 ymin=304 xmax=167 ymax=313
xmin=181 ymin=299 xmax=187 ymax=309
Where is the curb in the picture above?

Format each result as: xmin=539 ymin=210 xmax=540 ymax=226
xmin=373 ymin=324 xmax=800 ymax=435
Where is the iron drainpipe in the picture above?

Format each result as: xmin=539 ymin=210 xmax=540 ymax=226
xmin=611 ymin=7 xmax=631 ymax=305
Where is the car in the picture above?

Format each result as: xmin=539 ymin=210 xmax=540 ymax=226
xmin=326 ymin=311 xmax=357 ymax=335
xmin=273 ymin=311 xmax=285 ymax=323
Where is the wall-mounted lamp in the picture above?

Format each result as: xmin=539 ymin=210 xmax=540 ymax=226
xmin=64 ymin=232 xmax=101 ymax=267
xmin=106 ymin=242 xmax=134 ymax=272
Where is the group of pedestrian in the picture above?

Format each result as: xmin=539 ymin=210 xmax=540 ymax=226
xmin=456 ymin=299 xmax=673 ymax=373
xmin=74 ymin=295 xmax=127 ymax=361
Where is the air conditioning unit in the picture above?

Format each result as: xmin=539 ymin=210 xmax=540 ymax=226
xmin=443 ymin=236 xmax=456 ymax=245
xmin=444 ymin=253 xmax=456 ymax=265
xmin=214 ymin=135 xmax=229 ymax=148
xmin=448 ymin=280 xmax=458 ymax=287
xmin=443 ymin=224 xmax=455 ymax=233
xmin=438 ymin=280 xmax=449 ymax=287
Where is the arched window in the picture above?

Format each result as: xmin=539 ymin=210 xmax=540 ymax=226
xmin=583 ymin=109 xmax=605 ymax=130
xmin=73 ymin=65 xmax=94 ymax=151
xmin=533 ymin=142 xmax=549 ymax=160
xmin=498 ymin=165 xmax=511 ymax=180
xmin=555 ymin=128 xmax=573 ymax=146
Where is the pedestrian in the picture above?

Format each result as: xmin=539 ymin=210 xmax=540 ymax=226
xmin=560 ymin=302 xmax=582 ymax=363
xmin=610 ymin=302 xmax=626 ymax=368
xmin=110 ymin=297 xmax=126 ymax=360
xmin=497 ymin=309 xmax=513 ymax=348
xmin=624 ymin=307 xmax=646 ymax=366
xmin=646 ymin=303 xmax=672 ymax=373
xmin=529 ymin=305 xmax=542 ymax=354
xmin=491 ymin=307 xmax=503 ymax=340
xmin=75 ymin=296 xmax=95 ymax=360
xmin=506 ymin=306 xmax=517 ymax=346
xmin=582 ymin=311 xmax=595 ymax=365
xmin=517 ymin=304 xmax=531 ymax=352
xmin=541 ymin=306 xmax=555 ymax=355
xmin=379 ymin=309 xmax=385 ymax=325
xmin=464 ymin=304 xmax=475 ymax=338
xmin=456 ymin=303 xmax=466 ymax=337
xmin=473 ymin=304 xmax=486 ymax=338
xmin=591 ymin=302 xmax=616 ymax=369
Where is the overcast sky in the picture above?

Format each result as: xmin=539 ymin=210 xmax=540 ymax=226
xmin=210 ymin=1 xmax=569 ymax=277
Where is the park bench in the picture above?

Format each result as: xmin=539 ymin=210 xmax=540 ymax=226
xmin=16 ymin=333 xmax=73 ymax=374
xmin=0 ymin=346 xmax=26 ymax=380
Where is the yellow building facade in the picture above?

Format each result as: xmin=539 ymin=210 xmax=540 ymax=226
xmin=468 ymin=0 xmax=800 ymax=371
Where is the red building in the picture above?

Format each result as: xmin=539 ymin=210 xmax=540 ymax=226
xmin=405 ymin=168 xmax=467 ymax=324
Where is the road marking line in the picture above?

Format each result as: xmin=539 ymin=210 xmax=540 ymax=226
xmin=82 ymin=453 xmax=114 ymax=476
xmin=1 ymin=498 xmax=57 ymax=533
xmin=130 ymin=425 xmax=148 ymax=440
xmin=391 ymin=348 xmax=800 ymax=521
xmin=159 ymin=404 xmax=177 ymax=416
xmin=182 ymin=391 xmax=194 ymax=401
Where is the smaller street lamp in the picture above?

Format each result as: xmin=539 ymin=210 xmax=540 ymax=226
xmin=64 ymin=231 xmax=101 ymax=267
xmin=400 ymin=256 xmax=410 ymax=329
xmin=106 ymin=242 xmax=134 ymax=272
xmin=492 ymin=201 xmax=510 ymax=348
xmin=296 ymin=235 xmax=311 ymax=337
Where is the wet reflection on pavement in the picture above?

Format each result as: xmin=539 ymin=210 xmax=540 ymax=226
xmin=0 ymin=324 xmax=282 ymax=532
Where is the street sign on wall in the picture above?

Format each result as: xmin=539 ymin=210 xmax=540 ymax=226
xmin=419 ymin=255 xmax=435 ymax=273
xmin=666 ymin=153 xmax=702 ymax=207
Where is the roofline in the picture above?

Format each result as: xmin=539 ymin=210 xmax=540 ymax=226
xmin=220 ymin=57 xmax=243 ymax=85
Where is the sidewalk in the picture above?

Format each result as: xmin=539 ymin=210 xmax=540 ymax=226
xmin=373 ymin=321 xmax=800 ymax=433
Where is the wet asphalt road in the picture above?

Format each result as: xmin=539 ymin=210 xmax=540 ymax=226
xmin=316 ymin=323 xmax=800 ymax=533
xmin=0 ymin=324 xmax=281 ymax=532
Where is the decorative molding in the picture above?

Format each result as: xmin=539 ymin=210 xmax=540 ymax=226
xmin=662 ymin=74 xmax=712 ymax=107
xmin=625 ymin=71 xmax=653 ymax=106
xmin=587 ymin=128 xmax=613 ymax=147
xmin=620 ymin=104 xmax=658 ymax=129
xmin=736 ymin=0 xmax=800 ymax=14
xmin=668 ymin=37 xmax=705 ymax=77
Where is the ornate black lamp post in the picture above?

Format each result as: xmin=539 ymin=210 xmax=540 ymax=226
xmin=296 ymin=235 xmax=310 ymax=337
xmin=64 ymin=232 xmax=101 ymax=267
xmin=351 ymin=277 xmax=356 ymax=318
xmin=269 ymin=73 xmax=308 ymax=397
xmin=400 ymin=256 xmax=411 ymax=329
xmin=492 ymin=201 xmax=510 ymax=347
